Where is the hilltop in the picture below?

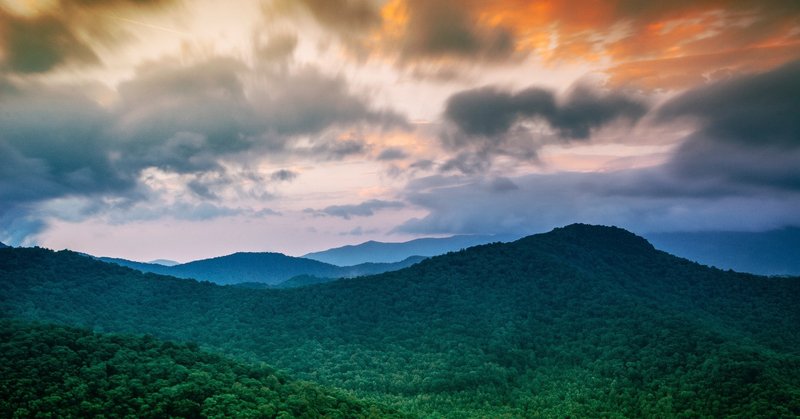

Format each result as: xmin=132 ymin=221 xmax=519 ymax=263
xmin=1 ymin=224 xmax=798 ymax=417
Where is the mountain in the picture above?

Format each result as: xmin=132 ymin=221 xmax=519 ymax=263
xmin=645 ymin=227 xmax=800 ymax=276
xmin=0 ymin=242 xmax=7 ymax=248
xmin=0 ymin=320 xmax=401 ymax=418
xmin=149 ymin=258 xmax=180 ymax=266
xmin=274 ymin=274 xmax=338 ymax=289
xmin=1 ymin=224 xmax=799 ymax=417
xmin=99 ymin=253 xmax=426 ymax=285
xmin=303 ymin=234 xmax=518 ymax=265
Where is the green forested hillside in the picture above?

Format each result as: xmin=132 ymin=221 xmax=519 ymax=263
xmin=0 ymin=320 xmax=400 ymax=418
xmin=1 ymin=224 xmax=799 ymax=417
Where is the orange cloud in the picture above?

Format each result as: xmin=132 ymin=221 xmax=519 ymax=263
xmin=361 ymin=0 xmax=800 ymax=87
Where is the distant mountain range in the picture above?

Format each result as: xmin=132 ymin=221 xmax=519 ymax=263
xmin=97 ymin=253 xmax=426 ymax=285
xmin=2 ymin=224 xmax=798 ymax=416
xmin=148 ymin=259 xmax=179 ymax=266
xmin=645 ymin=227 xmax=800 ymax=276
xmin=303 ymin=234 xmax=519 ymax=265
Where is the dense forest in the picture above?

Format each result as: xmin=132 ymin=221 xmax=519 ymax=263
xmin=1 ymin=224 xmax=799 ymax=417
xmin=0 ymin=321 xmax=400 ymax=418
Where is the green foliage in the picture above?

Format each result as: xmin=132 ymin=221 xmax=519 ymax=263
xmin=0 ymin=320 xmax=401 ymax=418
xmin=1 ymin=224 xmax=799 ymax=417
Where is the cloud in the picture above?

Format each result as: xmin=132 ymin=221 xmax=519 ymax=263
xmin=252 ymin=208 xmax=282 ymax=217
xmin=273 ymin=0 xmax=800 ymax=85
xmin=308 ymin=199 xmax=405 ymax=220
xmin=438 ymin=83 xmax=647 ymax=172
xmin=0 ymin=0 xmax=177 ymax=74
xmin=281 ymin=0 xmax=382 ymax=33
xmin=376 ymin=147 xmax=409 ymax=161
xmin=395 ymin=171 xmax=800 ymax=236
xmin=383 ymin=0 xmax=516 ymax=63
xmin=397 ymin=63 xmax=800 ymax=237
xmin=254 ymin=32 xmax=298 ymax=64
xmin=0 ymin=55 xmax=408 ymax=242
xmin=657 ymin=61 xmax=800 ymax=192
xmin=340 ymin=226 xmax=380 ymax=236
xmin=658 ymin=61 xmax=800 ymax=148
xmin=445 ymin=84 xmax=647 ymax=139
xmin=270 ymin=169 xmax=299 ymax=182
xmin=0 ymin=10 xmax=98 ymax=73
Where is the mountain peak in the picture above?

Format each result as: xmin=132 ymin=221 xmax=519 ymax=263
xmin=0 ymin=242 xmax=8 ymax=248
xmin=531 ymin=223 xmax=656 ymax=254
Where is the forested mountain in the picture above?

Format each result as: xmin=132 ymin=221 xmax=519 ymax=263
xmin=303 ymin=234 xmax=517 ymax=265
xmin=1 ymin=224 xmax=799 ymax=417
xmin=0 ymin=320 xmax=401 ymax=418
xmin=645 ymin=227 xmax=800 ymax=276
xmin=98 ymin=253 xmax=426 ymax=285
xmin=0 ymin=242 xmax=7 ymax=248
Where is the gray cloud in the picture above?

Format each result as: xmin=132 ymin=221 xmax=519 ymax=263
xmin=395 ymin=172 xmax=800 ymax=236
xmin=0 ymin=55 xmax=408 ymax=243
xmin=308 ymin=137 xmax=369 ymax=160
xmin=290 ymin=0 xmax=381 ymax=33
xmin=398 ymin=65 xmax=800 ymax=237
xmin=254 ymin=32 xmax=298 ymax=63
xmin=658 ymin=61 xmax=800 ymax=192
xmin=395 ymin=0 xmax=515 ymax=63
xmin=445 ymin=84 xmax=646 ymax=139
xmin=659 ymin=60 xmax=800 ymax=149
xmin=377 ymin=147 xmax=409 ymax=161
xmin=309 ymin=199 xmax=405 ymax=220
xmin=437 ymin=83 xmax=647 ymax=174
xmin=270 ymin=169 xmax=299 ymax=182
xmin=340 ymin=226 xmax=380 ymax=236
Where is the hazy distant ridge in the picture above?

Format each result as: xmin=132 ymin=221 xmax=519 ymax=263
xmin=645 ymin=227 xmax=800 ymax=276
xmin=98 ymin=253 xmax=425 ymax=285
xmin=303 ymin=234 xmax=518 ymax=266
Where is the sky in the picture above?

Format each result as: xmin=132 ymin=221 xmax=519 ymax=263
xmin=1 ymin=0 xmax=799 ymax=261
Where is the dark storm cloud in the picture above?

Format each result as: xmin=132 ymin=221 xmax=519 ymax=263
xmin=438 ymin=83 xmax=647 ymax=173
xmin=308 ymin=199 xmax=405 ymax=220
xmin=0 ymin=0 xmax=176 ymax=74
xmin=0 ymin=83 xmax=133 ymax=205
xmin=445 ymin=84 xmax=647 ymax=140
xmin=658 ymin=61 xmax=800 ymax=148
xmin=658 ymin=61 xmax=800 ymax=192
xmin=270 ymin=169 xmax=299 ymax=182
xmin=0 ymin=56 xmax=408 ymax=243
xmin=395 ymin=0 xmax=516 ymax=63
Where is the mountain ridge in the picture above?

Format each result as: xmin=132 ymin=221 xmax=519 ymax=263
xmin=303 ymin=234 xmax=519 ymax=265
xmin=645 ymin=227 xmax=800 ymax=276
xmin=97 ymin=252 xmax=426 ymax=285
xmin=1 ymin=223 xmax=798 ymax=416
